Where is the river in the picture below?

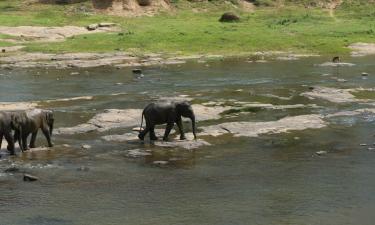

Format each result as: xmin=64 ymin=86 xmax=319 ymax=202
xmin=0 ymin=56 xmax=374 ymax=225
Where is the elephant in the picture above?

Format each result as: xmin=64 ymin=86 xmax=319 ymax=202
xmin=138 ymin=101 xmax=197 ymax=141
xmin=0 ymin=111 xmax=21 ymax=155
xmin=13 ymin=109 xmax=54 ymax=151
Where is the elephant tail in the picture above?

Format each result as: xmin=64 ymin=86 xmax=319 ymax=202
xmin=139 ymin=110 xmax=145 ymax=133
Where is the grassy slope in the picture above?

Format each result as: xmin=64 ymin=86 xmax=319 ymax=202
xmin=0 ymin=0 xmax=374 ymax=55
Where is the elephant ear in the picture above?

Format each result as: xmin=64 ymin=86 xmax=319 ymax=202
xmin=45 ymin=110 xmax=54 ymax=122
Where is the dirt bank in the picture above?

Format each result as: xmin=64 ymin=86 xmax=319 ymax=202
xmin=0 ymin=25 xmax=118 ymax=42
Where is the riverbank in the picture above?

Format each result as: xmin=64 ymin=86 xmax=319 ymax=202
xmin=0 ymin=1 xmax=375 ymax=60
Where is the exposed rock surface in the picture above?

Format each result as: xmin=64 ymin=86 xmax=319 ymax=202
xmin=200 ymin=114 xmax=327 ymax=137
xmin=23 ymin=174 xmax=38 ymax=182
xmin=318 ymin=62 xmax=355 ymax=67
xmin=301 ymin=86 xmax=358 ymax=103
xmin=0 ymin=26 xmax=118 ymax=43
xmin=92 ymin=0 xmax=170 ymax=17
xmin=349 ymin=43 xmax=375 ymax=57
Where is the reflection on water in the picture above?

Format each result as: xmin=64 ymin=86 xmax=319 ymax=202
xmin=0 ymin=56 xmax=375 ymax=225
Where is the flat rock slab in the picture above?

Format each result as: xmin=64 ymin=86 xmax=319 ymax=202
xmin=0 ymin=26 xmax=118 ymax=42
xmin=301 ymin=86 xmax=358 ymax=103
xmin=0 ymin=46 xmax=25 ymax=52
xmin=349 ymin=43 xmax=375 ymax=57
xmin=0 ymin=102 xmax=38 ymax=111
xmin=200 ymin=114 xmax=327 ymax=137
xmin=318 ymin=62 xmax=356 ymax=67
xmin=154 ymin=139 xmax=211 ymax=150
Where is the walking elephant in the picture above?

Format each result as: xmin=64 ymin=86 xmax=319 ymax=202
xmin=0 ymin=111 xmax=22 ymax=155
xmin=13 ymin=109 xmax=54 ymax=151
xmin=138 ymin=101 xmax=197 ymax=141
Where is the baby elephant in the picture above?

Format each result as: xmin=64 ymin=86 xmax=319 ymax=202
xmin=0 ymin=111 xmax=22 ymax=155
xmin=14 ymin=109 xmax=54 ymax=151
xmin=138 ymin=101 xmax=197 ymax=141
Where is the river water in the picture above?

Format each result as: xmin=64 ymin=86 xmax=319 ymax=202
xmin=0 ymin=56 xmax=374 ymax=225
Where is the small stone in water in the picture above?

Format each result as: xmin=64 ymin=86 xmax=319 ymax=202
xmin=368 ymin=147 xmax=375 ymax=151
xmin=4 ymin=167 xmax=19 ymax=173
xmin=132 ymin=127 xmax=144 ymax=132
xmin=153 ymin=161 xmax=168 ymax=166
xmin=362 ymin=72 xmax=369 ymax=76
xmin=316 ymin=151 xmax=327 ymax=156
xmin=70 ymin=72 xmax=80 ymax=75
xmin=77 ymin=166 xmax=90 ymax=171
xmin=81 ymin=144 xmax=91 ymax=150
xmin=360 ymin=144 xmax=367 ymax=146
xmin=62 ymin=144 xmax=71 ymax=148
xmin=23 ymin=174 xmax=38 ymax=182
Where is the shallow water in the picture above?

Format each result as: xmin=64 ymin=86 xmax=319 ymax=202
xmin=0 ymin=56 xmax=375 ymax=225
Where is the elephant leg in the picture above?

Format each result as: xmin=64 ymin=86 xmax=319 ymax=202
xmin=176 ymin=119 xmax=186 ymax=140
xmin=42 ymin=126 xmax=53 ymax=147
xmin=4 ymin=132 xmax=15 ymax=155
xmin=163 ymin=122 xmax=174 ymax=141
xmin=138 ymin=125 xmax=150 ymax=141
xmin=0 ymin=133 xmax=3 ymax=150
xmin=149 ymin=125 xmax=158 ymax=141
xmin=22 ymin=134 xmax=29 ymax=151
xmin=29 ymin=131 xmax=38 ymax=148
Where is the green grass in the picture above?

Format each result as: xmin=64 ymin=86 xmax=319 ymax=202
xmin=0 ymin=0 xmax=374 ymax=55
xmin=351 ymin=90 xmax=375 ymax=100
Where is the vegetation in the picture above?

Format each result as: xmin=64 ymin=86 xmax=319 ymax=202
xmin=0 ymin=0 xmax=374 ymax=56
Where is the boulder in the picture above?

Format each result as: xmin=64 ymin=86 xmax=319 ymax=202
xmin=219 ymin=12 xmax=240 ymax=22
xmin=87 ymin=24 xmax=99 ymax=31
xmin=23 ymin=174 xmax=38 ymax=182
xmin=138 ymin=0 xmax=152 ymax=6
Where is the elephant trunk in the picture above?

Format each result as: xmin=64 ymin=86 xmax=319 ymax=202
xmin=191 ymin=115 xmax=197 ymax=140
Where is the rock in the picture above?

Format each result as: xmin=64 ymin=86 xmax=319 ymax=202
xmin=154 ymin=138 xmax=211 ymax=150
xmin=126 ymin=149 xmax=152 ymax=158
xmin=98 ymin=22 xmax=116 ymax=27
xmin=137 ymin=0 xmax=151 ymax=6
xmin=1 ymin=49 xmax=5 ymax=53
xmin=153 ymin=161 xmax=168 ymax=166
xmin=70 ymin=72 xmax=80 ymax=75
xmin=77 ymin=166 xmax=90 ymax=171
xmin=362 ymin=72 xmax=369 ymax=76
xmin=332 ymin=56 xmax=340 ymax=63
xmin=62 ymin=144 xmax=71 ymax=148
xmin=301 ymin=86 xmax=358 ymax=103
xmin=23 ymin=174 xmax=38 ymax=182
xmin=87 ymin=24 xmax=99 ymax=31
xmin=132 ymin=127 xmax=144 ymax=132
xmin=219 ymin=12 xmax=240 ymax=22
xmin=368 ymin=147 xmax=375 ymax=151
xmin=360 ymin=143 xmax=367 ymax=146
xmin=316 ymin=151 xmax=327 ymax=156
xmin=81 ymin=144 xmax=92 ymax=150
xmin=132 ymin=68 xmax=142 ymax=74
xmin=200 ymin=114 xmax=327 ymax=137
xmin=4 ymin=167 xmax=20 ymax=173
xmin=318 ymin=62 xmax=355 ymax=67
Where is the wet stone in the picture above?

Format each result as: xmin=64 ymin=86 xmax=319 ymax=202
xmin=23 ymin=174 xmax=38 ymax=182
xmin=316 ymin=151 xmax=328 ymax=156
xmin=77 ymin=166 xmax=90 ymax=172
xmin=81 ymin=144 xmax=92 ymax=150
xmin=4 ymin=167 xmax=20 ymax=173
xmin=126 ymin=149 xmax=152 ymax=158
xmin=153 ymin=161 xmax=168 ymax=166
